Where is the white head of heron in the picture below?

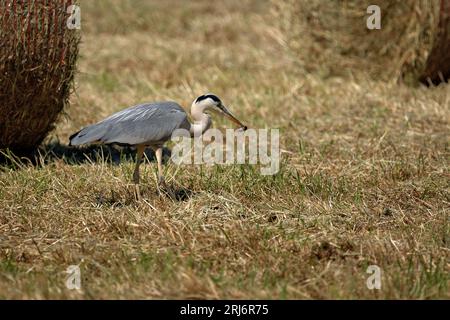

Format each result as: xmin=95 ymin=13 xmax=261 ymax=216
xmin=192 ymin=94 xmax=247 ymax=130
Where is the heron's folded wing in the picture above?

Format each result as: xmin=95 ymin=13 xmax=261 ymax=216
xmin=98 ymin=102 xmax=189 ymax=145
xmin=69 ymin=102 xmax=189 ymax=146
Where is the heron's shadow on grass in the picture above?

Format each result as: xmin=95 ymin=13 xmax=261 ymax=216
xmin=1 ymin=142 xmax=194 ymax=202
xmin=41 ymin=142 xmax=194 ymax=202
xmin=37 ymin=142 xmax=170 ymax=165
xmin=95 ymin=185 xmax=193 ymax=206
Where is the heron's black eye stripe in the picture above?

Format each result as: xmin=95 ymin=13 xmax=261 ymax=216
xmin=196 ymin=94 xmax=221 ymax=103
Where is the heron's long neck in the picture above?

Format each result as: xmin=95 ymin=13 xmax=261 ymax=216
xmin=190 ymin=104 xmax=211 ymax=137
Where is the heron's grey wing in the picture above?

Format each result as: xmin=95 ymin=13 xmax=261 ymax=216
xmin=69 ymin=102 xmax=190 ymax=146
xmin=100 ymin=103 xmax=190 ymax=145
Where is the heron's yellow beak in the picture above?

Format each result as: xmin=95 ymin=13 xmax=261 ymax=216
xmin=221 ymin=105 xmax=247 ymax=131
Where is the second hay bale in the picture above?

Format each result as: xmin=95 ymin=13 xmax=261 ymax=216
xmin=271 ymin=0 xmax=441 ymax=83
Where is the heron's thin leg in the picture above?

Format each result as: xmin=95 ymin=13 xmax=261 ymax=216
xmin=133 ymin=145 xmax=145 ymax=200
xmin=155 ymin=147 xmax=164 ymax=185
xmin=133 ymin=145 xmax=145 ymax=183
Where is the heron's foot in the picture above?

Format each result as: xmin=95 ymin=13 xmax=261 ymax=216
xmin=157 ymin=176 xmax=176 ymax=199
xmin=132 ymin=171 xmax=140 ymax=185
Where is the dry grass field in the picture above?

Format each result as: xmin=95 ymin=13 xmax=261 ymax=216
xmin=0 ymin=0 xmax=448 ymax=299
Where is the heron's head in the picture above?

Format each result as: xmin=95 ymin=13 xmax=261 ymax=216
xmin=193 ymin=93 xmax=247 ymax=130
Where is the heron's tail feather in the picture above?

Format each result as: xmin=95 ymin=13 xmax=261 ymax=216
xmin=69 ymin=124 xmax=107 ymax=146
xmin=68 ymin=130 xmax=81 ymax=146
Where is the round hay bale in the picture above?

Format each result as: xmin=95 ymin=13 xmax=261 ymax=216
xmin=0 ymin=0 xmax=80 ymax=155
xmin=419 ymin=0 xmax=450 ymax=86
xmin=271 ymin=0 xmax=440 ymax=84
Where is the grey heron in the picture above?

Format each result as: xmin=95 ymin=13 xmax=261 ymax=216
xmin=69 ymin=94 xmax=247 ymax=197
